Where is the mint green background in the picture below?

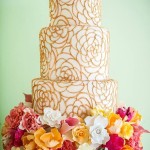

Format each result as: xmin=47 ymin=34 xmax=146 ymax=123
xmin=0 ymin=0 xmax=150 ymax=149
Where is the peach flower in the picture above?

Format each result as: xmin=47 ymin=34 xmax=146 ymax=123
xmin=72 ymin=123 xmax=90 ymax=145
xmin=34 ymin=127 xmax=63 ymax=150
xmin=60 ymin=117 xmax=79 ymax=134
xmin=107 ymin=113 xmax=123 ymax=134
xmin=119 ymin=122 xmax=133 ymax=140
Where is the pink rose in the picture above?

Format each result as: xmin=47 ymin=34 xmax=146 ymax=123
xmin=19 ymin=108 xmax=40 ymax=132
xmin=60 ymin=117 xmax=79 ymax=134
xmin=133 ymin=124 xmax=150 ymax=136
xmin=105 ymin=134 xmax=124 ymax=150
xmin=5 ymin=103 xmax=25 ymax=129
xmin=127 ymin=138 xmax=142 ymax=150
xmin=57 ymin=140 xmax=77 ymax=150
xmin=116 ymin=107 xmax=134 ymax=122
xmin=126 ymin=124 xmax=150 ymax=150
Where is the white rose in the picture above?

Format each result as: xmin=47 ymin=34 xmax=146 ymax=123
xmin=85 ymin=115 xmax=110 ymax=148
xmin=39 ymin=107 xmax=65 ymax=128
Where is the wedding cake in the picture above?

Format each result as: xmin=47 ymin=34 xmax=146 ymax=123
xmin=2 ymin=1 xmax=149 ymax=150
xmin=32 ymin=0 xmax=118 ymax=118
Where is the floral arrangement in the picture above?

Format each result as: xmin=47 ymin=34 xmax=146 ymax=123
xmin=1 ymin=95 xmax=149 ymax=150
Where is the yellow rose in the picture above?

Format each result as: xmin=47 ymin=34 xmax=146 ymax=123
xmin=122 ymin=145 xmax=133 ymax=150
xmin=91 ymin=107 xmax=104 ymax=116
xmin=72 ymin=123 xmax=90 ymax=144
xmin=34 ymin=127 xmax=63 ymax=150
xmin=130 ymin=111 xmax=142 ymax=124
xmin=119 ymin=122 xmax=134 ymax=140
xmin=91 ymin=106 xmax=112 ymax=117
xmin=107 ymin=113 xmax=122 ymax=134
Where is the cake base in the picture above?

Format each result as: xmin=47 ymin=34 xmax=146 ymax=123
xmin=32 ymin=78 xmax=117 ymax=118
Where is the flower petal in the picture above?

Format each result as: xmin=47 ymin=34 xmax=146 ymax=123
xmin=60 ymin=121 xmax=74 ymax=134
xmin=65 ymin=117 xmax=79 ymax=126
xmin=94 ymin=115 xmax=108 ymax=128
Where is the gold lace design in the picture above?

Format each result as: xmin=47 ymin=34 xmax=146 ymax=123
xmin=40 ymin=26 xmax=110 ymax=80
xmin=32 ymin=79 xmax=117 ymax=118
xmin=32 ymin=0 xmax=118 ymax=118
xmin=49 ymin=0 xmax=102 ymax=26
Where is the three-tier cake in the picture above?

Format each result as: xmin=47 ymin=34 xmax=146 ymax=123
xmin=32 ymin=0 xmax=117 ymax=118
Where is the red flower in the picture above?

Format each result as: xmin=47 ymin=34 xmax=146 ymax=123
xmin=105 ymin=134 xmax=124 ymax=150
xmin=5 ymin=103 xmax=25 ymax=129
xmin=57 ymin=140 xmax=77 ymax=150
xmin=13 ymin=129 xmax=25 ymax=147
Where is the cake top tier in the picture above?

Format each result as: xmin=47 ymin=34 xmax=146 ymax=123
xmin=49 ymin=0 xmax=102 ymax=26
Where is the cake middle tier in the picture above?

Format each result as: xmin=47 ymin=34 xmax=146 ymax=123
xmin=40 ymin=26 xmax=110 ymax=81
xmin=32 ymin=78 xmax=117 ymax=118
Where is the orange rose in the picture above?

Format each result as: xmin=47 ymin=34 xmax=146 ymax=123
xmin=122 ymin=145 xmax=133 ymax=150
xmin=22 ymin=133 xmax=40 ymax=150
xmin=107 ymin=113 xmax=122 ymax=134
xmin=34 ymin=127 xmax=63 ymax=150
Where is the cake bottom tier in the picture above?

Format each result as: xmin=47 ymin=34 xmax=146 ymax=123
xmin=32 ymin=78 xmax=117 ymax=118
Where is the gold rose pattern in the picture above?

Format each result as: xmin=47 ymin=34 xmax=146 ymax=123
xmin=32 ymin=0 xmax=118 ymax=118
xmin=32 ymin=79 xmax=117 ymax=118
xmin=40 ymin=26 xmax=110 ymax=81
xmin=49 ymin=0 xmax=102 ymax=26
